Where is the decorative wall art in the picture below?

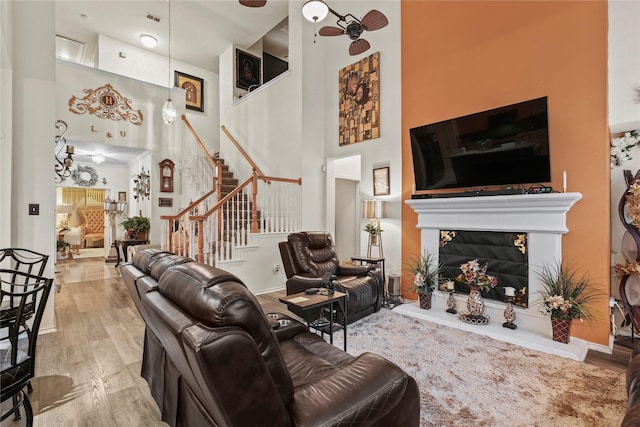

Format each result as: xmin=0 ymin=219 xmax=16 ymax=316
xmin=68 ymin=83 xmax=143 ymax=125
xmin=175 ymin=71 xmax=204 ymax=112
xmin=373 ymin=166 xmax=390 ymax=196
xmin=133 ymin=167 xmax=150 ymax=201
xmin=71 ymin=165 xmax=99 ymax=187
xmin=118 ymin=192 xmax=127 ymax=203
xmin=339 ymin=52 xmax=380 ymax=145
xmin=236 ymin=49 xmax=261 ymax=90
xmin=158 ymin=198 xmax=173 ymax=207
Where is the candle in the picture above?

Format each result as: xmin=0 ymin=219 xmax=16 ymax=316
xmin=504 ymin=287 xmax=515 ymax=297
xmin=66 ymin=145 xmax=74 ymax=154
xmin=563 ymin=170 xmax=567 ymax=193
xmin=446 ymin=280 xmax=454 ymax=290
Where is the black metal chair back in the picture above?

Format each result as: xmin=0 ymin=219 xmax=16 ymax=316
xmin=0 ymin=248 xmax=49 ymax=324
xmin=0 ymin=270 xmax=53 ymax=425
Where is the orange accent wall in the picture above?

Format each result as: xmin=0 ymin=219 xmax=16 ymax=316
xmin=401 ymin=1 xmax=610 ymax=345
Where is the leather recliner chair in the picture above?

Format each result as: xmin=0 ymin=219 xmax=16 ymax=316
xmin=279 ymin=231 xmax=384 ymax=324
xmin=120 ymin=249 xmax=421 ymax=427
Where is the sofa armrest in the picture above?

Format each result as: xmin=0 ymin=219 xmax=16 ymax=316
xmin=286 ymin=275 xmax=325 ymax=294
xmin=289 ymin=353 xmax=416 ymax=426
xmin=336 ymin=264 xmax=373 ymax=276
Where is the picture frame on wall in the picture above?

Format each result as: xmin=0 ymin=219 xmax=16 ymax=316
xmin=175 ymin=71 xmax=204 ymax=112
xmin=158 ymin=197 xmax=173 ymax=207
xmin=373 ymin=166 xmax=390 ymax=196
xmin=118 ymin=192 xmax=127 ymax=203
xmin=236 ymin=49 xmax=261 ymax=90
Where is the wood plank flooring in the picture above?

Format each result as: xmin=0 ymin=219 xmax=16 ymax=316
xmin=1 ymin=257 xmax=631 ymax=426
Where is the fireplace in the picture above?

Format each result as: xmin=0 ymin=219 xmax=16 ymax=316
xmin=439 ymin=229 xmax=529 ymax=307
xmin=401 ymin=193 xmax=589 ymax=360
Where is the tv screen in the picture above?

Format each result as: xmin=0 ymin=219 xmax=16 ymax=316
xmin=410 ymin=97 xmax=551 ymax=191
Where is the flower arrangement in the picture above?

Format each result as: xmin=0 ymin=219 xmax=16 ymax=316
xmin=626 ymin=180 xmax=640 ymax=229
xmin=615 ymin=261 xmax=640 ymax=278
xmin=407 ymin=250 xmax=442 ymax=293
xmin=537 ymin=262 xmax=600 ymax=322
xmin=456 ymin=259 xmax=498 ymax=293
xmin=611 ymin=130 xmax=640 ymax=168
xmin=363 ymin=222 xmax=383 ymax=235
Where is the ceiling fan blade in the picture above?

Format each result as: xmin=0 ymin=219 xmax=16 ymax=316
xmin=239 ymin=0 xmax=266 ymax=7
xmin=360 ymin=10 xmax=388 ymax=31
xmin=319 ymin=26 xmax=345 ymax=37
xmin=349 ymin=39 xmax=370 ymax=56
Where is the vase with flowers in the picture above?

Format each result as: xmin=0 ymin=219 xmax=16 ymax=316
xmin=537 ymin=261 xmax=600 ymax=344
xmin=456 ymin=259 xmax=498 ymax=324
xmin=407 ymin=250 xmax=442 ymax=310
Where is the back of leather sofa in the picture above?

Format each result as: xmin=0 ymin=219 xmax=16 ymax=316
xmin=158 ymin=263 xmax=296 ymax=406
xmin=287 ymin=231 xmax=340 ymax=276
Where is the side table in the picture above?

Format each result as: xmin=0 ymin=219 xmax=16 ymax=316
xmin=114 ymin=239 xmax=149 ymax=267
xmin=279 ymin=291 xmax=348 ymax=351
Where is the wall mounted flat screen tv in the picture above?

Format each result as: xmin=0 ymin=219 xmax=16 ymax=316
xmin=410 ymin=97 xmax=551 ymax=191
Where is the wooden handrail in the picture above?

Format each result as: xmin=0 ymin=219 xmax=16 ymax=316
xmin=220 ymin=125 xmax=264 ymax=177
xmin=183 ymin=115 xmax=219 ymax=169
xmin=257 ymin=175 xmax=302 ymax=185
xmin=160 ymin=188 xmax=216 ymax=221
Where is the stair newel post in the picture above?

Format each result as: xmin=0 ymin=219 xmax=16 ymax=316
xmin=251 ymin=169 xmax=259 ymax=233
xmin=192 ymin=215 xmax=205 ymax=263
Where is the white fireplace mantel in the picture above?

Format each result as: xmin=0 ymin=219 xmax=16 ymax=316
xmin=400 ymin=192 xmax=590 ymax=361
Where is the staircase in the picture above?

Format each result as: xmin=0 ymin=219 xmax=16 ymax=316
xmin=161 ymin=116 xmax=302 ymax=279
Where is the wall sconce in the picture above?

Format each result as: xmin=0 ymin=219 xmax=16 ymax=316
xmin=133 ymin=167 xmax=151 ymax=201
xmin=363 ymin=199 xmax=385 ymax=258
xmin=103 ymin=195 xmax=127 ymax=262
xmin=54 ymin=120 xmax=74 ymax=183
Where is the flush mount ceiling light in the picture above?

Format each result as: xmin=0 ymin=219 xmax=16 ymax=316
xmin=91 ymin=153 xmax=105 ymax=164
xmin=139 ymin=34 xmax=157 ymax=48
xmin=302 ymin=0 xmax=329 ymax=23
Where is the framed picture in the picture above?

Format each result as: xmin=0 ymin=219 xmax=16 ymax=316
xmin=235 ymin=49 xmax=261 ymax=90
xmin=373 ymin=167 xmax=390 ymax=196
xmin=158 ymin=197 xmax=173 ymax=207
xmin=118 ymin=192 xmax=127 ymax=203
xmin=175 ymin=71 xmax=204 ymax=112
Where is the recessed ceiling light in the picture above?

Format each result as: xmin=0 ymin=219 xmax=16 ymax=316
xmin=140 ymin=34 xmax=158 ymax=48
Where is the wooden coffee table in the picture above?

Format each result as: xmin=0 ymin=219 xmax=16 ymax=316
xmin=279 ymin=291 xmax=348 ymax=351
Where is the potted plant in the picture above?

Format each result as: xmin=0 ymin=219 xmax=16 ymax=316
xmin=407 ymin=250 xmax=442 ymax=309
xmin=56 ymin=239 xmax=70 ymax=254
xmin=120 ymin=211 xmax=151 ymax=240
xmin=537 ymin=261 xmax=601 ymax=344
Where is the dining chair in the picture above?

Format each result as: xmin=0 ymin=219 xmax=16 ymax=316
xmin=0 ymin=270 xmax=53 ymax=425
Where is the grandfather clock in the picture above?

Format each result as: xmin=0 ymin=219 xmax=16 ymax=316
xmin=159 ymin=159 xmax=174 ymax=193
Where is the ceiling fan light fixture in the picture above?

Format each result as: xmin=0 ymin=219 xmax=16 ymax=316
xmin=139 ymin=34 xmax=157 ymax=48
xmin=302 ymin=0 xmax=329 ymax=23
xmin=162 ymin=98 xmax=177 ymax=125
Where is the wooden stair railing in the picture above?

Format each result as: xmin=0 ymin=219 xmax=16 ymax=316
xmin=160 ymin=120 xmax=302 ymax=265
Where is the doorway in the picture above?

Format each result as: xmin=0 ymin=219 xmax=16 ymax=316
xmin=326 ymin=154 xmax=361 ymax=259
xmin=55 ymin=187 xmax=106 ymax=259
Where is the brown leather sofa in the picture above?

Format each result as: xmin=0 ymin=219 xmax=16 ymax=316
xmin=279 ymin=231 xmax=384 ymax=324
xmin=120 ymin=249 xmax=420 ymax=427
xmin=623 ymin=343 xmax=640 ymax=426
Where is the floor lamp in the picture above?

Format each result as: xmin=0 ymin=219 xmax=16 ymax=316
xmin=363 ymin=200 xmax=385 ymax=258
xmin=104 ymin=195 xmax=126 ymax=262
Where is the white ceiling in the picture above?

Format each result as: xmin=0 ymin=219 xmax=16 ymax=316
xmin=55 ymin=0 xmax=290 ymax=167
xmin=54 ymin=0 xmax=290 ymax=72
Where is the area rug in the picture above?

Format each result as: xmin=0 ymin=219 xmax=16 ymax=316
xmin=331 ymin=309 xmax=626 ymax=426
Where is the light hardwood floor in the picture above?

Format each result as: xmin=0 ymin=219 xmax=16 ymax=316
xmin=1 ymin=257 xmax=631 ymax=426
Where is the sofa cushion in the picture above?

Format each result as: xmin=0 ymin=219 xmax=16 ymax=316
xmin=288 ymin=232 xmax=339 ymax=276
xmin=132 ymin=249 xmax=174 ymax=274
xmin=158 ymin=263 xmax=295 ymax=405
xmin=149 ymin=254 xmax=194 ymax=281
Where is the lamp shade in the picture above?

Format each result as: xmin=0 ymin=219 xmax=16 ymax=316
xmin=56 ymin=204 xmax=73 ymax=214
xmin=363 ymin=200 xmax=384 ymax=219
xmin=302 ymin=0 xmax=329 ymax=22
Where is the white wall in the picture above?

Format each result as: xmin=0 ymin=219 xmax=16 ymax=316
xmin=5 ymin=1 xmax=57 ymax=333
xmin=609 ymin=0 xmax=640 ymax=298
xmin=0 ymin=0 xmax=13 ymax=245
xmin=98 ymin=34 xmax=220 ymax=154
xmin=321 ymin=1 xmax=403 ymax=275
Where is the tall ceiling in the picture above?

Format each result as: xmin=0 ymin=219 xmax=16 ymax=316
xmin=55 ymin=0 xmax=290 ymax=73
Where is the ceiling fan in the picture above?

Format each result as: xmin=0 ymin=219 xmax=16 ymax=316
xmin=240 ymin=0 xmax=389 ymax=56
xmin=317 ymin=9 xmax=388 ymax=56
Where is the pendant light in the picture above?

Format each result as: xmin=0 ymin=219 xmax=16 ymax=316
xmin=162 ymin=0 xmax=177 ymax=125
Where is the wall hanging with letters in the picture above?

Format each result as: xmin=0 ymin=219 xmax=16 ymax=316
xmin=68 ymin=83 xmax=143 ymax=125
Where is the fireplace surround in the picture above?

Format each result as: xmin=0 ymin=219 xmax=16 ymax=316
xmin=401 ymin=192 xmax=589 ymax=360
